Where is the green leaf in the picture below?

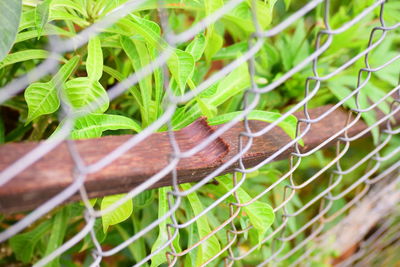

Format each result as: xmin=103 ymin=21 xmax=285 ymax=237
xmin=43 ymin=206 xmax=70 ymax=267
xmin=186 ymin=34 xmax=206 ymax=62
xmin=204 ymin=0 xmax=223 ymax=62
xmin=212 ymin=42 xmax=248 ymax=60
xmin=133 ymin=189 xmax=155 ymax=209
xmin=86 ymin=36 xmax=103 ymax=81
xmin=103 ymin=65 xmax=125 ymax=82
xmin=168 ymin=49 xmax=195 ymax=95
xmin=25 ymin=82 xmax=58 ymax=123
xmin=117 ymin=16 xmax=166 ymax=49
xmin=101 ymin=194 xmax=133 ymax=233
xmin=51 ymin=55 xmax=80 ymax=85
xmin=25 ymin=56 xmax=79 ymax=123
xmin=15 ymin=24 xmax=74 ymax=43
xmin=208 ymin=61 xmax=250 ymax=107
xmin=64 ymin=77 xmax=109 ymax=113
xmin=217 ymin=176 xmax=275 ymax=244
xmin=35 ymin=0 xmax=51 ymax=38
xmin=0 ymin=49 xmax=50 ymax=69
xmin=70 ymin=113 xmax=141 ymax=139
xmin=172 ymin=61 xmax=250 ymax=130
xmin=51 ymin=0 xmax=88 ymax=17
xmin=246 ymin=0 xmax=276 ymax=30
xmin=150 ymin=47 xmax=164 ymax=120
xmin=328 ymin=76 xmax=383 ymax=143
xmin=120 ymin=36 xmax=152 ymax=126
xmin=80 ymin=219 xmax=105 ymax=252
xmin=197 ymin=98 xmax=217 ymax=119
xmin=9 ymin=220 xmax=52 ymax=263
xmin=284 ymin=0 xmax=292 ymax=9
xmin=0 ymin=0 xmax=22 ymax=61
xmin=180 ymin=183 xmax=221 ymax=266
xmin=150 ymin=187 xmax=181 ymax=267
xmin=205 ymin=31 xmax=223 ymax=64
xmin=208 ymin=110 xmax=299 ymax=141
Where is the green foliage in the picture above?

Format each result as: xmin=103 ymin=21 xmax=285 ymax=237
xmin=25 ymin=56 xmax=80 ymax=123
xmin=43 ymin=206 xmax=70 ymax=267
xmin=217 ymin=176 xmax=275 ymax=244
xmin=0 ymin=0 xmax=22 ymax=61
xmin=101 ymin=194 xmax=133 ymax=233
xmin=10 ymin=220 xmax=52 ymax=263
xmin=150 ymin=187 xmax=181 ymax=267
xmin=181 ymin=183 xmax=221 ymax=266
xmin=70 ymin=113 xmax=141 ymax=139
xmin=35 ymin=0 xmax=52 ymax=38
xmin=208 ymin=110 xmax=299 ymax=141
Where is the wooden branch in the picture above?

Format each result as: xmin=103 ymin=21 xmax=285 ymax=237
xmin=0 ymin=105 xmax=398 ymax=213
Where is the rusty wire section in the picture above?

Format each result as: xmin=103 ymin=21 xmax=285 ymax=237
xmin=0 ymin=0 xmax=399 ymax=266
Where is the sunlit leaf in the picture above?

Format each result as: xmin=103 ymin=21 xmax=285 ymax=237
xmin=208 ymin=110 xmax=299 ymax=141
xmin=168 ymin=49 xmax=195 ymax=96
xmin=0 ymin=0 xmax=22 ymax=61
xmin=35 ymin=0 xmax=51 ymax=38
xmin=86 ymin=36 xmax=103 ymax=81
xmin=10 ymin=221 xmax=52 ymax=263
xmin=186 ymin=33 xmax=206 ymax=62
xmin=25 ymin=56 xmax=80 ymax=123
xmin=217 ymin=176 xmax=275 ymax=244
xmin=43 ymin=206 xmax=70 ymax=267
xmin=64 ymin=77 xmax=109 ymax=113
xmin=180 ymin=183 xmax=221 ymax=266
xmin=101 ymin=194 xmax=133 ymax=233
xmin=150 ymin=187 xmax=181 ymax=267
xmin=71 ymin=113 xmax=141 ymax=139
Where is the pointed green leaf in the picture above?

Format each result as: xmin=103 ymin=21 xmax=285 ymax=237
xmin=150 ymin=187 xmax=181 ymax=267
xmin=16 ymin=24 xmax=75 ymax=43
xmin=86 ymin=36 xmax=103 ymax=81
xmin=208 ymin=110 xmax=299 ymax=141
xmin=71 ymin=113 xmax=141 ymax=139
xmin=35 ymin=0 xmax=51 ymax=38
xmin=204 ymin=0 xmax=223 ymax=62
xmin=208 ymin=61 xmax=250 ymax=107
xmin=168 ymin=49 xmax=195 ymax=95
xmin=186 ymin=34 xmax=206 ymax=62
xmin=205 ymin=31 xmax=223 ymax=63
xmin=0 ymin=0 xmax=22 ymax=61
xmin=43 ymin=206 xmax=69 ymax=267
xmin=25 ymin=56 xmax=80 ymax=123
xmin=25 ymin=82 xmax=58 ymax=123
xmin=101 ymin=194 xmax=133 ymax=233
xmin=120 ymin=36 xmax=152 ymax=126
xmin=0 ymin=49 xmax=49 ymax=69
xmin=217 ymin=176 xmax=275 ymax=244
xmin=51 ymin=55 xmax=80 ymax=85
xmin=51 ymin=0 xmax=88 ymax=17
xmin=64 ymin=77 xmax=109 ymax=113
xmin=212 ymin=42 xmax=248 ymax=60
xmin=9 ymin=220 xmax=52 ymax=263
xmin=172 ymin=62 xmax=250 ymax=130
xmin=180 ymin=183 xmax=221 ymax=266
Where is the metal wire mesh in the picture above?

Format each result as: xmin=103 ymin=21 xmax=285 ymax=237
xmin=0 ymin=0 xmax=399 ymax=266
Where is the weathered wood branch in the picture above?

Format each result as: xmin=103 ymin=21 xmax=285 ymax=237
xmin=0 ymin=105 xmax=398 ymax=213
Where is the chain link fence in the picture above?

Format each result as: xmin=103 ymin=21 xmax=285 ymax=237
xmin=0 ymin=0 xmax=399 ymax=266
